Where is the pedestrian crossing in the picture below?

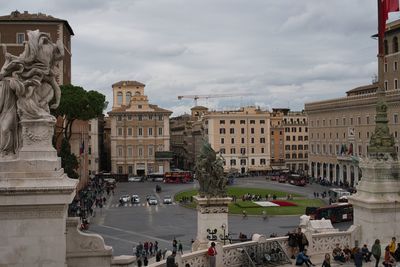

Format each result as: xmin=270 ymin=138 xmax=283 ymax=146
xmin=108 ymin=202 xmax=178 ymax=209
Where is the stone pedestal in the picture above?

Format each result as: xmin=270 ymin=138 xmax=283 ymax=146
xmin=348 ymin=156 xmax=400 ymax=247
xmin=193 ymin=196 xmax=232 ymax=251
xmin=0 ymin=119 xmax=78 ymax=267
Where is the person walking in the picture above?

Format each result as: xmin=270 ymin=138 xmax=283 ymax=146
xmin=178 ymin=241 xmax=183 ymax=254
xmin=371 ymin=239 xmax=381 ymax=267
xmin=208 ymin=242 xmax=217 ymax=267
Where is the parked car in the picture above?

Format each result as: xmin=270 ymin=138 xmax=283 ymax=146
xmin=148 ymin=196 xmax=158 ymax=205
xmin=278 ymin=176 xmax=286 ymax=183
xmin=119 ymin=194 xmax=131 ymax=203
xmin=163 ymin=195 xmax=173 ymax=204
xmin=131 ymin=194 xmax=140 ymax=204
xmin=128 ymin=176 xmax=144 ymax=182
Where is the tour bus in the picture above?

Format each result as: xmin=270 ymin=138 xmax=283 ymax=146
xmin=147 ymin=173 xmax=165 ymax=182
xmin=288 ymin=174 xmax=307 ymax=186
xmin=308 ymin=203 xmax=353 ymax=223
xmin=328 ymin=188 xmax=351 ymax=203
xmin=164 ymin=171 xmax=193 ymax=183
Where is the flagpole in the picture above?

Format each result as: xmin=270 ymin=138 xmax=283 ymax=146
xmin=377 ymin=0 xmax=385 ymax=93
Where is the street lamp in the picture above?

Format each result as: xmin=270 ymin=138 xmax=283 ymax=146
xmin=220 ymin=223 xmax=228 ymax=245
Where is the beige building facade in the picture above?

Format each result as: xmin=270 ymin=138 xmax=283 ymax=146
xmin=305 ymin=19 xmax=400 ymax=187
xmin=283 ymin=111 xmax=309 ymax=173
xmin=108 ymin=81 xmax=172 ymax=176
xmin=204 ymin=106 xmax=271 ymax=174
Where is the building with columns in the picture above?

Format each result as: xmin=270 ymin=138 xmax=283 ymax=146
xmin=305 ymin=19 xmax=400 ymax=187
xmin=108 ymin=81 xmax=172 ymax=176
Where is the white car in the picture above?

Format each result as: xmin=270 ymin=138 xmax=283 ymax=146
xmin=148 ymin=196 xmax=158 ymax=205
xmin=128 ymin=176 xmax=144 ymax=182
xmin=163 ymin=195 xmax=173 ymax=204
xmin=131 ymin=194 xmax=140 ymax=204
xmin=119 ymin=194 xmax=131 ymax=203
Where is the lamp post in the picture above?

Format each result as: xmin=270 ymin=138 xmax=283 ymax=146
xmin=220 ymin=223 xmax=227 ymax=245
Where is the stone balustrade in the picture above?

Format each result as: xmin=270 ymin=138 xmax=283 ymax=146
xmin=146 ymin=225 xmax=359 ymax=267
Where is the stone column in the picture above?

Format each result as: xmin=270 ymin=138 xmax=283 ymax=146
xmin=192 ymin=196 xmax=232 ymax=251
xmin=0 ymin=119 xmax=78 ymax=267
xmin=348 ymin=157 xmax=400 ymax=246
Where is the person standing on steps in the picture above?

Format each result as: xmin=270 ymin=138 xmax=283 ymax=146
xmin=208 ymin=242 xmax=217 ymax=267
xmin=371 ymin=239 xmax=381 ymax=267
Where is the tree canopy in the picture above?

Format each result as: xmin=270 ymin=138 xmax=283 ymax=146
xmin=52 ymin=84 xmax=107 ymax=140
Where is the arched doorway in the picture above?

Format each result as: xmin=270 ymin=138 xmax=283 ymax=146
xmin=342 ymin=165 xmax=348 ymax=186
xmin=350 ymin=165 xmax=355 ymax=187
xmin=323 ymin=163 xmax=327 ymax=179
xmin=311 ymin=162 xmax=315 ymax=178
xmin=336 ymin=164 xmax=340 ymax=185
xmin=317 ymin=163 xmax=321 ymax=178
xmin=329 ymin=164 xmax=334 ymax=183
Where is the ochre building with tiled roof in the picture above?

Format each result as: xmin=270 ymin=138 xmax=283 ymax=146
xmin=108 ymin=81 xmax=173 ymax=176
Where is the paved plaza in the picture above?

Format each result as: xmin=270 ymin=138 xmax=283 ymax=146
xmin=89 ymin=177 xmax=352 ymax=256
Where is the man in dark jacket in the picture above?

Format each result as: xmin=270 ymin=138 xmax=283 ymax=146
xmin=166 ymin=251 xmax=177 ymax=267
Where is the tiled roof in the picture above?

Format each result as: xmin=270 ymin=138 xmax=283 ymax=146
xmin=346 ymin=83 xmax=378 ymax=95
xmin=109 ymin=104 xmax=172 ymax=114
xmin=112 ymin=81 xmax=146 ymax=87
xmin=0 ymin=10 xmax=74 ymax=35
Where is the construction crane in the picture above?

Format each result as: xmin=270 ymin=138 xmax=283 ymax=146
xmin=177 ymin=93 xmax=250 ymax=106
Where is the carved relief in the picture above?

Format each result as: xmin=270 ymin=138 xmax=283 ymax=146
xmin=198 ymin=206 xmax=228 ymax=214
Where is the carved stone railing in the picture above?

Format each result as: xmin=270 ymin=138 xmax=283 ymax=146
xmin=148 ymin=225 xmax=360 ymax=267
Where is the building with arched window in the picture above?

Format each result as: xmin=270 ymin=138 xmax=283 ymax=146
xmin=109 ymin=81 xmax=172 ymax=176
xmin=306 ymin=19 xmax=400 ymax=188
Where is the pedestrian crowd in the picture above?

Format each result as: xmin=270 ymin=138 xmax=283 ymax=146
xmin=135 ymin=238 xmax=185 ymax=266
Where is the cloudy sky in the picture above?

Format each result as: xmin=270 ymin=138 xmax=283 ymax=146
xmin=2 ymin=1 xmax=397 ymax=115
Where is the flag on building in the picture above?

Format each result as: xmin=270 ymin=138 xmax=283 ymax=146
xmin=379 ymin=0 xmax=400 ymax=46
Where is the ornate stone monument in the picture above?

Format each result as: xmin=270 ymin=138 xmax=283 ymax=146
xmin=348 ymin=88 xmax=400 ymax=246
xmin=0 ymin=30 xmax=77 ymax=266
xmin=192 ymin=141 xmax=232 ymax=251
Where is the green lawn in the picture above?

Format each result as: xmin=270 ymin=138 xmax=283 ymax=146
xmin=174 ymin=188 xmax=324 ymax=216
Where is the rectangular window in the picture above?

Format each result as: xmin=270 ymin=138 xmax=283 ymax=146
xmin=118 ymin=166 xmax=123 ymax=174
xmin=261 ymin=147 xmax=265 ymax=153
xmin=336 ymin=118 xmax=339 ymax=126
xmin=251 ymin=137 xmax=254 ymax=144
xmin=148 ymin=127 xmax=153 ymax=136
xmin=241 ymin=128 xmax=245 ymax=134
xmin=342 ymin=118 xmax=346 ymax=126
xmin=250 ymin=120 xmax=255 ymax=124
xmin=260 ymin=120 xmax=265 ymax=124
xmin=158 ymin=127 xmax=163 ymax=135
xmin=117 ymin=115 xmax=122 ymax=121
xmin=260 ymin=158 xmax=266 ymax=165
xmin=261 ymin=128 xmax=265 ymax=134
xmin=251 ymin=128 xmax=255 ymax=134
xmin=118 ymin=146 xmax=123 ymax=157
xmin=230 ymin=148 xmax=236 ymax=154
xmin=384 ymin=80 xmax=388 ymax=90
xmin=128 ymin=165 xmax=133 ymax=174
xmin=138 ymin=115 xmax=143 ymax=121
xmin=240 ymin=148 xmax=246 ymax=154
xmin=138 ymin=127 xmax=143 ymax=136
xmin=17 ymin=33 xmax=25 ymax=44
xmin=127 ymin=127 xmax=133 ymax=136
xmin=251 ymin=147 xmax=255 ymax=153
xmin=241 ymin=138 xmax=245 ymax=144
xmin=158 ymin=115 xmax=163 ymax=121
xmin=385 ymin=63 xmax=388 ymax=72
xmin=260 ymin=138 xmax=265 ymax=143
xmin=366 ymin=116 xmax=370 ymax=124
xmin=127 ymin=146 xmax=133 ymax=157
xmin=251 ymin=158 xmax=255 ymax=165
xmin=286 ymin=136 xmax=290 ymax=141
xmin=394 ymin=114 xmax=398 ymax=124
xmin=148 ymin=146 xmax=154 ymax=157
xmin=138 ymin=147 xmax=143 ymax=157
xmin=220 ymin=120 xmax=225 ymax=124
xmin=220 ymin=148 xmax=226 ymax=154
xmin=221 ymin=138 xmax=224 ymax=144
xmin=231 ymin=138 xmax=234 ymax=144
xmin=240 ymin=120 xmax=245 ymax=124
xmin=230 ymin=120 xmax=235 ymax=124
xmin=118 ymin=127 xmax=123 ymax=136
xmin=395 ymin=61 xmax=398 ymax=71
xmin=127 ymin=115 xmax=132 ymax=120
xmin=230 ymin=159 xmax=236 ymax=166
xmin=230 ymin=128 xmax=235 ymax=134
xmin=220 ymin=128 xmax=226 ymax=134
xmin=395 ymin=79 xmax=398 ymax=89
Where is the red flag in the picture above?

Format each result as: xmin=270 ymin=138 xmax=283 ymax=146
xmin=379 ymin=0 xmax=400 ymax=54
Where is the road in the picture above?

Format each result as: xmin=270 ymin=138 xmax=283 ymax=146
xmin=88 ymin=177 xmax=352 ymax=256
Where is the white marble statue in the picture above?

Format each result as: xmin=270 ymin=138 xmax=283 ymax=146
xmin=0 ymin=30 xmax=63 ymax=156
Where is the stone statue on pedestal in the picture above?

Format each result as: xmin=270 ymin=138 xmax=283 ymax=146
xmin=195 ymin=141 xmax=227 ymax=197
xmin=0 ymin=30 xmax=63 ymax=157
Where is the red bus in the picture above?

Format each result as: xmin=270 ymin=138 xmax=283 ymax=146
xmin=288 ymin=174 xmax=306 ymax=186
xmin=164 ymin=171 xmax=193 ymax=183
xmin=308 ymin=203 xmax=353 ymax=223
